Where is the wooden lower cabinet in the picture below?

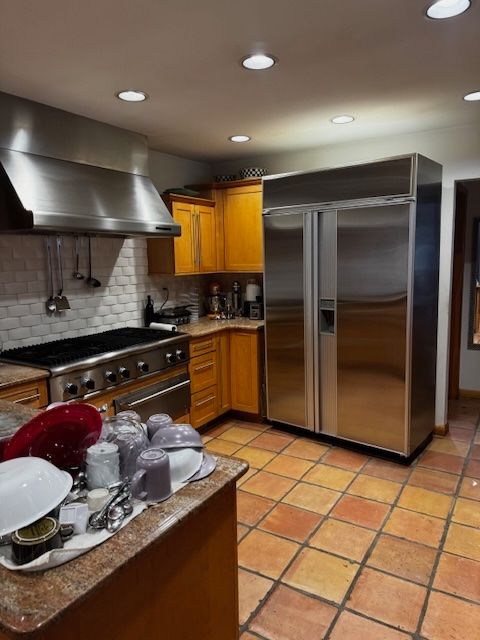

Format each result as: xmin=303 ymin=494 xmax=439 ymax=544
xmin=0 ymin=379 xmax=48 ymax=409
xmin=190 ymin=350 xmax=217 ymax=394
xmin=188 ymin=330 xmax=260 ymax=428
xmin=230 ymin=331 xmax=260 ymax=414
xmin=190 ymin=385 xmax=218 ymax=428
xmin=217 ymin=331 xmax=231 ymax=414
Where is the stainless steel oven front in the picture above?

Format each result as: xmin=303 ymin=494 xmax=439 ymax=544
xmin=114 ymin=371 xmax=190 ymax=422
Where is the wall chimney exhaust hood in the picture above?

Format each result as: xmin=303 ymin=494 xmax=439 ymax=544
xmin=0 ymin=92 xmax=180 ymax=237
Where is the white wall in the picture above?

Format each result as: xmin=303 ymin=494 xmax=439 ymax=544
xmin=149 ymin=149 xmax=212 ymax=193
xmin=214 ymin=123 xmax=480 ymax=425
xmin=460 ymin=181 xmax=480 ymax=391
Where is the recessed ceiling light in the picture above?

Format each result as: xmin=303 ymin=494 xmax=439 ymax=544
xmin=464 ymin=90 xmax=480 ymax=101
xmin=330 ymin=115 xmax=355 ymax=124
xmin=241 ymin=54 xmax=277 ymax=70
xmin=426 ymin=0 xmax=470 ymax=19
xmin=228 ymin=135 xmax=251 ymax=143
xmin=116 ymin=90 xmax=148 ymax=102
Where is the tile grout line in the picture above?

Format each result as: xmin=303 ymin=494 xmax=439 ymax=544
xmin=238 ymin=446 xmax=335 ymax=634
xmin=322 ymin=443 xmax=420 ymax=639
xmin=205 ymin=409 xmax=480 ymax=638
xmin=413 ymin=412 xmax=479 ymax=638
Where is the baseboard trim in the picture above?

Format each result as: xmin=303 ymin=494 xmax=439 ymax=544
xmin=459 ymin=389 xmax=480 ymax=398
xmin=434 ymin=423 xmax=449 ymax=436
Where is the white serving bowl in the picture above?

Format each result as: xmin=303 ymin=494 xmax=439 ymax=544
xmin=0 ymin=457 xmax=73 ymax=536
xmin=165 ymin=448 xmax=203 ymax=484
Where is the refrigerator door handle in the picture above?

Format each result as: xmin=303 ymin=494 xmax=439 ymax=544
xmin=304 ymin=211 xmax=317 ymax=430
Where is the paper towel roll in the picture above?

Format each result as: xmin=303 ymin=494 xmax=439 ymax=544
xmin=149 ymin=322 xmax=178 ymax=332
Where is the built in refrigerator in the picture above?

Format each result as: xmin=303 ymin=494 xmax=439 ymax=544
xmin=262 ymin=154 xmax=442 ymax=457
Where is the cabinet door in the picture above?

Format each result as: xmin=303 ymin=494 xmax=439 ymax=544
xmin=0 ymin=380 xmax=48 ymax=408
xmin=217 ymin=331 xmax=231 ymax=414
xmin=230 ymin=331 xmax=259 ymax=413
xmin=197 ymin=205 xmax=217 ymax=272
xmin=190 ymin=386 xmax=218 ymax=429
xmin=190 ymin=350 xmax=218 ymax=394
xmin=223 ymin=185 xmax=263 ymax=271
xmin=172 ymin=202 xmax=196 ymax=274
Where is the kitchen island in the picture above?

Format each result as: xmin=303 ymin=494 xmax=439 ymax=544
xmin=0 ymin=400 xmax=247 ymax=640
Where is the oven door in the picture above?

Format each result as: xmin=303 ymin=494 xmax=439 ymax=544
xmin=114 ymin=372 xmax=190 ymax=422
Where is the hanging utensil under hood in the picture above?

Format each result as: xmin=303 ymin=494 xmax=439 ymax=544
xmin=54 ymin=236 xmax=70 ymax=311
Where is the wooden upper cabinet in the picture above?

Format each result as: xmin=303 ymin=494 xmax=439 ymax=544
xmin=223 ymin=184 xmax=263 ymax=272
xmin=173 ymin=202 xmax=196 ymax=274
xmin=198 ymin=204 xmax=217 ymax=272
xmin=147 ymin=195 xmax=216 ymax=275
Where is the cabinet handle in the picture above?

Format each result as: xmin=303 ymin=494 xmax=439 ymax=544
xmin=198 ymin=212 xmax=202 ymax=270
xmin=193 ymin=361 xmax=214 ymax=373
xmin=192 ymin=213 xmax=198 ymax=269
xmin=194 ymin=394 xmax=215 ymax=407
xmin=192 ymin=340 xmax=213 ymax=352
xmin=98 ymin=404 xmax=109 ymax=413
xmin=13 ymin=393 xmax=40 ymax=405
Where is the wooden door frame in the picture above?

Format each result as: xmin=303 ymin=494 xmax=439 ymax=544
xmin=449 ymin=182 xmax=468 ymax=399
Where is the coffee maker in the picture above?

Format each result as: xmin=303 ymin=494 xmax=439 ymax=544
xmin=205 ymin=282 xmax=226 ymax=319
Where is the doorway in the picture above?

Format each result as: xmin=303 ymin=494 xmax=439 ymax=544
xmin=448 ymin=178 xmax=480 ymax=400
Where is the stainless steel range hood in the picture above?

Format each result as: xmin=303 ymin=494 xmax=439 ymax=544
xmin=0 ymin=92 xmax=180 ymax=237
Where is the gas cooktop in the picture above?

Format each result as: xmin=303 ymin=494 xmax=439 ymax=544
xmin=0 ymin=327 xmax=182 ymax=369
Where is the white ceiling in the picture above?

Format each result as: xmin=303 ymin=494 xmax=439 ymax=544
xmin=0 ymin=0 xmax=479 ymax=162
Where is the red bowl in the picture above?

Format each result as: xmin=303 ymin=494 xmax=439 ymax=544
xmin=2 ymin=404 xmax=102 ymax=469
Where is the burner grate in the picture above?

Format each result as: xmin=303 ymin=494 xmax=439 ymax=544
xmin=0 ymin=327 xmax=177 ymax=367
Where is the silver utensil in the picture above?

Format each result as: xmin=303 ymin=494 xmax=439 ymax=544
xmin=55 ymin=236 xmax=71 ymax=311
xmin=45 ymin=237 xmax=57 ymax=314
xmin=122 ymin=502 xmax=133 ymax=517
xmin=86 ymin=237 xmax=101 ymax=288
xmin=73 ymin=236 xmax=84 ymax=280
xmin=89 ymin=480 xmax=129 ymax=529
xmin=106 ymin=505 xmax=125 ymax=533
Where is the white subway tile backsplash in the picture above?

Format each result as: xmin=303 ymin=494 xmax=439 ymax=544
xmin=0 ymin=234 xmax=257 ymax=351
xmin=0 ymin=318 xmax=21 ymax=330
xmin=8 ymin=327 xmax=31 ymax=340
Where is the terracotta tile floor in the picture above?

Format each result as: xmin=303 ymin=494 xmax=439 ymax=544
xmin=204 ymin=398 xmax=480 ymax=640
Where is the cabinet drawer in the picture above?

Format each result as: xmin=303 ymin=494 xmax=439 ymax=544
xmin=190 ymin=336 xmax=216 ymax=357
xmin=190 ymin=386 xmax=218 ymax=429
xmin=190 ymin=351 xmax=217 ymax=394
xmin=0 ymin=380 xmax=48 ymax=409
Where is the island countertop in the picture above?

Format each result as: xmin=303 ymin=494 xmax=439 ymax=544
xmin=0 ymin=399 xmax=37 ymax=443
xmin=0 ymin=454 xmax=248 ymax=638
xmin=180 ymin=317 xmax=264 ymax=338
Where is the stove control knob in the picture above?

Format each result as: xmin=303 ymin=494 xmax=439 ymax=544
xmin=119 ymin=366 xmax=130 ymax=379
xmin=176 ymin=349 xmax=187 ymax=361
xmin=165 ymin=352 xmax=176 ymax=364
xmin=82 ymin=377 xmax=95 ymax=391
xmin=137 ymin=361 xmax=149 ymax=373
xmin=65 ymin=383 xmax=78 ymax=396
xmin=105 ymin=370 xmax=117 ymax=383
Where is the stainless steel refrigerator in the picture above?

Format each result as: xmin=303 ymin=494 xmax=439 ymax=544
xmin=263 ymin=154 xmax=442 ymax=457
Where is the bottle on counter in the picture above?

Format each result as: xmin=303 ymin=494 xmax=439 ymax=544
xmin=145 ymin=295 xmax=154 ymax=327
xmin=232 ymin=280 xmax=242 ymax=317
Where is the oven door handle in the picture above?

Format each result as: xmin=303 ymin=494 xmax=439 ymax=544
xmin=126 ymin=380 xmax=190 ymax=408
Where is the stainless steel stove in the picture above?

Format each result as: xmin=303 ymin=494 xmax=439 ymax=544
xmin=0 ymin=327 xmax=190 ymax=405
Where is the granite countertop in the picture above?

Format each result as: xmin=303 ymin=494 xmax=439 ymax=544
xmin=181 ymin=317 xmax=264 ymax=338
xmin=0 ymin=399 xmax=37 ymax=441
xmin=0 ymin=364 xmax=49 ymax=392
xmin=0 ymin=454 xmax=248 ymax=637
